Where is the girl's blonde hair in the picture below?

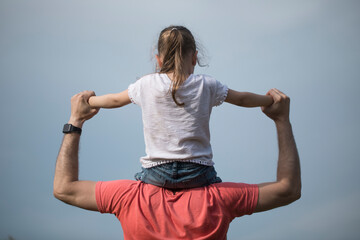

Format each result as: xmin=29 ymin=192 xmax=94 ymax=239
xmin=157 ymin=26 xmax=198 ymax=106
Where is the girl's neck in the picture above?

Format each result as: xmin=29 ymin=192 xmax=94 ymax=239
xmin=166 ymin=72 xmax=192 ymax=81
xmin=159 ymin=52 xmax=196 ymax=81
xmin=166 ymin=60 xmax=195 ymax=81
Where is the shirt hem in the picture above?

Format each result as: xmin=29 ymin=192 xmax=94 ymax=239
xmin=141 ymin=158 xmax=214 ymax=168
xmin=95 ymin=181 xmax=104 ymax=213
xmin=127 ymin=84 xmax=137 ymax=105
xmin=214 ymin=85 xmax=229 ymax=107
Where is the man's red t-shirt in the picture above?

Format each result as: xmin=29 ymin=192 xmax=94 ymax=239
xmin=96 ymin=180 xmax=258 ymax=240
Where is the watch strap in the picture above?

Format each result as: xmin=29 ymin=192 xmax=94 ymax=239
xmin=63 ymin=124 xmax=82 ymax=135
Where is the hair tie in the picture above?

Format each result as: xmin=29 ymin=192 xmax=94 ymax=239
xmin=170 ymin=27 xmax=178 ymax=32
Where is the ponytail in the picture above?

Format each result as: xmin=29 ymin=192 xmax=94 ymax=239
xmin=157 ymin=26 xmax=196 ymax=106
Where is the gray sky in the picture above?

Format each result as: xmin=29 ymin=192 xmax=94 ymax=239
xmin=1 ymin=0 xmax=359 ymax=239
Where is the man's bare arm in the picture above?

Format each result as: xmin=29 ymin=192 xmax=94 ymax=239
xmin=254 ymin=89 xmax=301 ymax=212
xmin=255 ymin=121 xmax=301 ymax=212
xmin=53 ymin=91 xmax=99 ymax=211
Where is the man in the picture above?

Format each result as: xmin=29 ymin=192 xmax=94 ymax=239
xmin=54 ymin=89 xmax=301 ymax=239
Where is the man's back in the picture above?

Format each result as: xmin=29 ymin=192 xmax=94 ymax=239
xmin=96 ymin=180 xmax=258 ymax=240
xmin=54 ymin=89 xmax=300 ymax=239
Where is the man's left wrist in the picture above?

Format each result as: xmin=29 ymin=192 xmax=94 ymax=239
xmin=68 ymin=117 xmax=84 ymax=129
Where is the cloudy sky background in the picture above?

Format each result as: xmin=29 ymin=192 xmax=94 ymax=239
xmin=1 ymin=0 xmax=359 ymax=239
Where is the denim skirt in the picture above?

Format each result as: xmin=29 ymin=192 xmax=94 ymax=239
xmin=134 ymin=161 xmax=222 ymax=189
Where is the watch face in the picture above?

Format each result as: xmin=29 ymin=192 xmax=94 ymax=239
xmin=63 ymin=124 xmax=72 ymax=132
xmin=63 ymin=124 xmax=81 ymax=134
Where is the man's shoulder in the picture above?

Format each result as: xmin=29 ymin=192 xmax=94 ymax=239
xmin=96 ymin=179 xmax=140 ymax=192
xmin=204 ymin=182 xmax=259 ymax=201
xmin=207 ymin=182 xmax=258 ymax=192
xmin=97 ymin=180 xmax=257 ymax=199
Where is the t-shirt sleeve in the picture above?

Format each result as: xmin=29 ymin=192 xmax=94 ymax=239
xmin=128 ymin=79 xmax=142 ymax=106
xmin=96 ymin=180 xmax=138 ymax=214
xmin=208 ymin=77 xmax=228 ymax=107
xmin=217 ymin=182 xmax=259 ymax=218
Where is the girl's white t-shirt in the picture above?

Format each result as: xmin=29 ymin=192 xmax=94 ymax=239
xmin=128 ymin=73 xmax=228 ymax=168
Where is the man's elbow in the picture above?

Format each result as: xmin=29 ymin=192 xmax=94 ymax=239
xmin=53 ymin=188 xmax=66 ymax=202
xmin=280 ymin=181 xmax=302 ymax=205
xmin=53 ymin=185 xmax=72 ymax=204
xmin=293 ymin=183 xmax=302 ymax=201
xmin=287 ymin=188 xmax=301 ymax=204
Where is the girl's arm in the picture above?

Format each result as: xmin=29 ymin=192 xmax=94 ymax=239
xmin=225 ymin=89 xmax=273 ymax=107
xmin=88 ymin=90 xmax=132 ymax=108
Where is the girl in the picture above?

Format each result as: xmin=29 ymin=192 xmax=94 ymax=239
xmin=88 ymin=25 xmax=273 ymax=189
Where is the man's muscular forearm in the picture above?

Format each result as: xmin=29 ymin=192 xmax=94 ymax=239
xmin=53 ymin=133 xmax=80 ymax=199
xmin=275 ymin=120 xmax=301 ymax=198
xmin=53 ymin=131 xmax=97 ymax=210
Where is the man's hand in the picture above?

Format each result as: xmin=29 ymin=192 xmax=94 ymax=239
xmin=69 ymin=91 xmax=100 ymax=128
xmin=261 ymin=88 xmax=290 ymax=123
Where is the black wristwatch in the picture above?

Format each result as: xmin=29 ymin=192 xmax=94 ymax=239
xmin=63 ymin=124 xmax=82 ymax=135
